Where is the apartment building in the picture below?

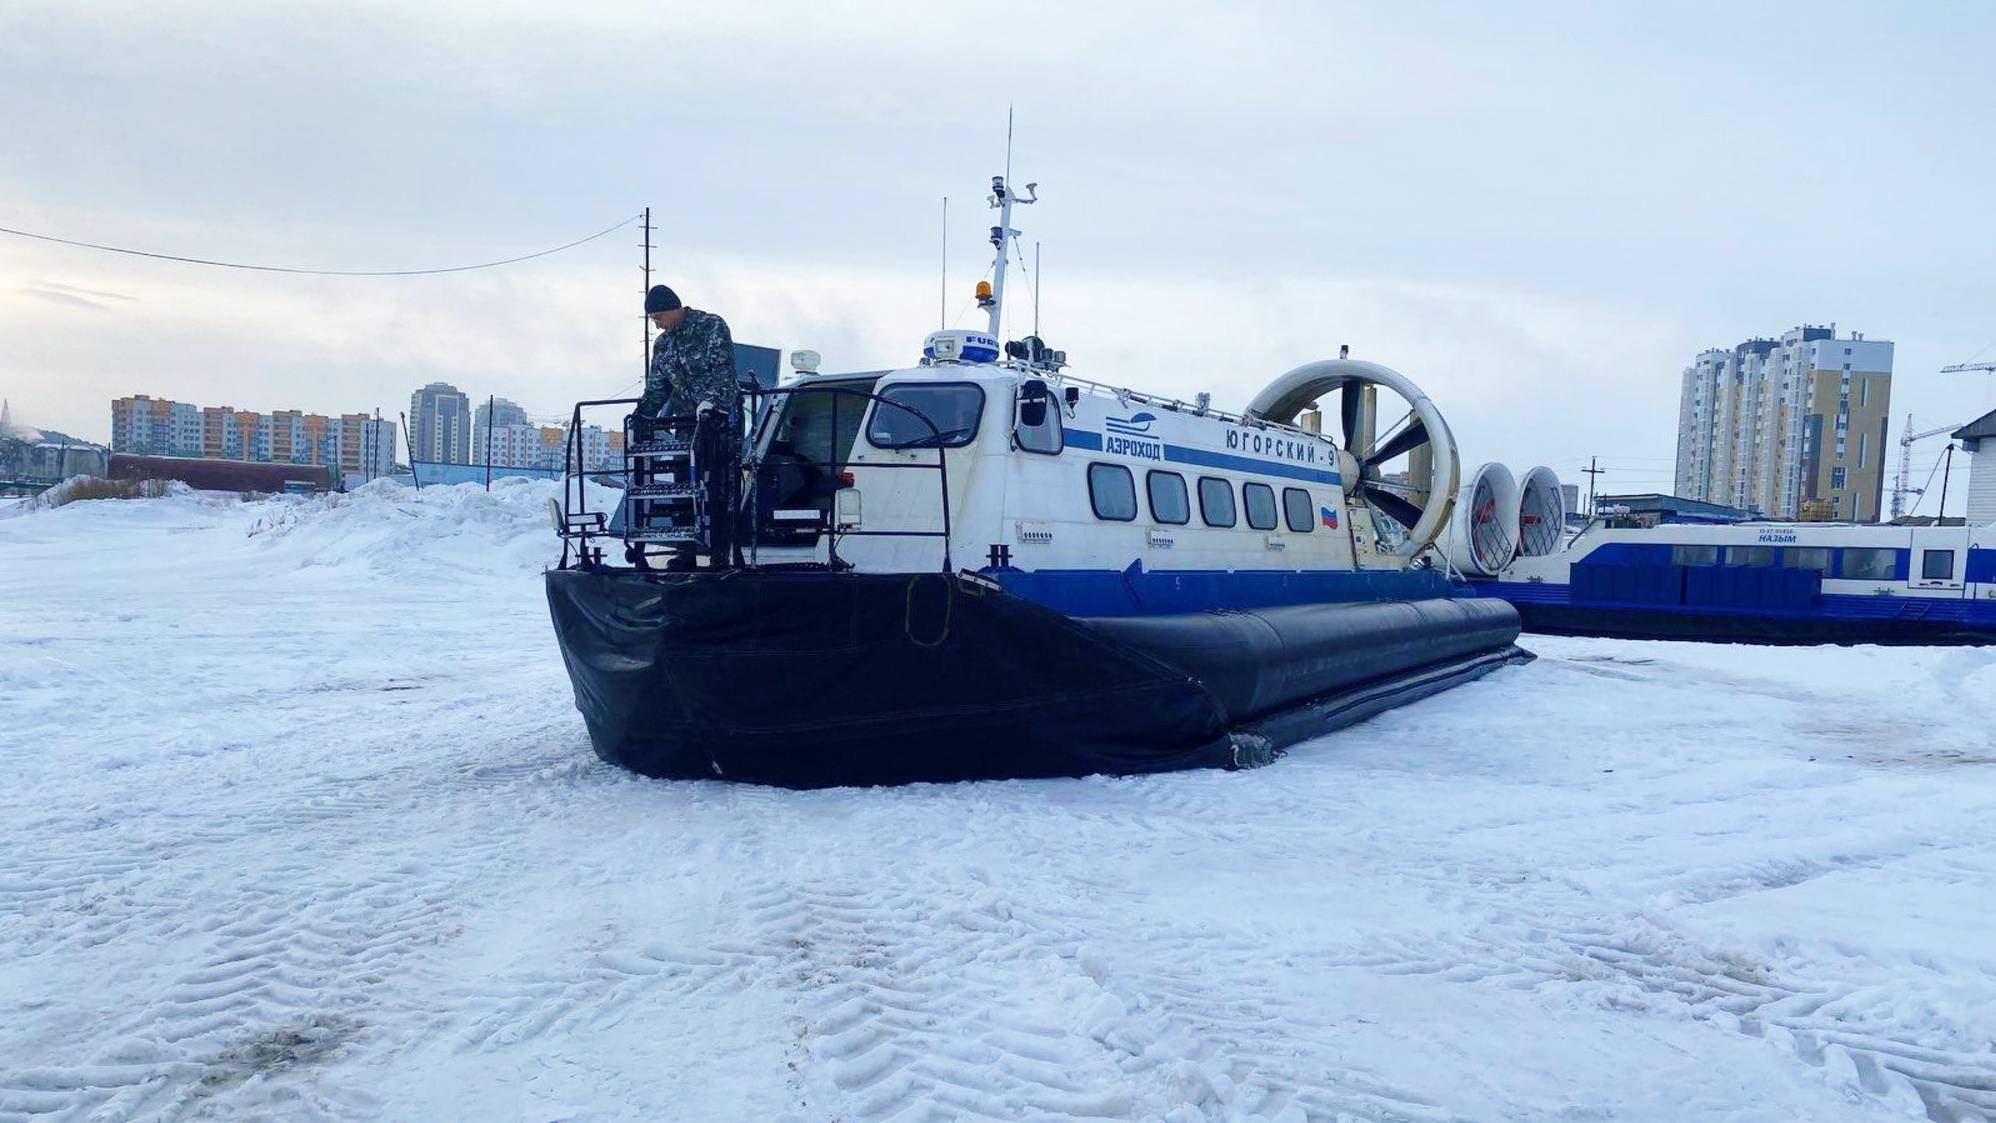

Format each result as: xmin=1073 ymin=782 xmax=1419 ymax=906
xmin=483 ymin=421 xmax=624 ymax=472
xmin=1674 ymin=325 xmax=1893 ymax=521
xmin=113 ymin=396 xmax=396 ymax=480
xmin=410 ymin=382 xmax=473 ymax=465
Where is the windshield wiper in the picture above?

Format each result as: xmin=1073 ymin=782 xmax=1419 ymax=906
xmin=897 ymin=426 xmax=973 ymax=449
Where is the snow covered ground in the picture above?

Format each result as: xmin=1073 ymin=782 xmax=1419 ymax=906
xmin=3 ymin=482 xmax=1994 ymax=1123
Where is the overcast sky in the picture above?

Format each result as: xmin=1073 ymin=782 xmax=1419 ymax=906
xmin=4 ymin=1 xmax=1994 ymax=507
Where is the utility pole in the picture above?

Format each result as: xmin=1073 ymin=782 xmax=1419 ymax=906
xmin=401 ymin=411 xmax=420 ymax=490
xmin=640 ymin=206 xmax=655 ymax=378
xmin=1936 ymin=442 xmax=1956 ymax=520
xmin=484 ymin=394 xmax=495 ymax=492
xmin=1582 ymin=455 xmax=1605 ymax=517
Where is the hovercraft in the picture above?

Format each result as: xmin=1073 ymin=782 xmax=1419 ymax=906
xmin=545 ymin=174 xmax=1531 ymax=787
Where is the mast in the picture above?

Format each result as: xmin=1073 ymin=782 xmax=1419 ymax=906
xmin=985 ymin=176 xmax=1036 ymax=338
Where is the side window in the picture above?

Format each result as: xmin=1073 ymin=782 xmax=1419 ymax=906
xmin=1921 ymin=549 xmax=1956 ymax=581
xmin=1014 ymin=379 xmax=1063 ymax=455
xmin=1282 ymin=487 xmax=1315 ymax=533
xmin=1782 ymin=547 xmax=1831 ymax=572
xmin=1671 ymin=545 xmax=1719 ymax=567
xmin=1725 ymin=546 xmax=1776 ymax=566
xmin=1087 ymin=463 xmax=1137 ymax=521
xmin=1243 ymin=483 xmax=1278 ymax=530
xmin=1197 ymin=477 xmax=1236 ymax=527
xmin=1839 ymin=547 xmax=1897 ymax=580
xmin=1147 ymin=471 xmax=1189 ymax=525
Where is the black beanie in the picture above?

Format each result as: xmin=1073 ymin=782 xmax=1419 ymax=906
xmin=645 ymin=285 xmax=682 ymax=315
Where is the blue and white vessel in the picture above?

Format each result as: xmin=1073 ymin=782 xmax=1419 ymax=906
xmin=1466 ymin=512 xmax=1996 ymax=644
xmin=545 ymin=172 xmax=1530 ymax=787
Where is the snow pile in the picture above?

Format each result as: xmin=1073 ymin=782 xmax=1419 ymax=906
xmin=242 ymin=478 xmax=592 ymax=579
xmin=3 ymin=496 xmax=1995 ymax=1121
xmin=0 ymin=474 xmax=179 ymax=517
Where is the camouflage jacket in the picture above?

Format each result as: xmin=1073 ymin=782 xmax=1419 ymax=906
xmin=639 ymin=308 xmax=740 ymax=423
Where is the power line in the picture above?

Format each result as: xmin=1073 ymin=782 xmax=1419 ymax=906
xmin=0 ymin=212 xmax=642 ymax=276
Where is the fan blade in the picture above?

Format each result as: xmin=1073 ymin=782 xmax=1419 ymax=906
xmin=1365 ymin=419 xmax=1428 ymax=467
xmin=1340 ymin=383 xmax=1361 ymax=447
xmin=1365 ymin=486 xmax=1424 ymax=529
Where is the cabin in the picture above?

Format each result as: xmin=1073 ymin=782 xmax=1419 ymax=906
xmin=740 ymin=334 xmax=1448 ymax=617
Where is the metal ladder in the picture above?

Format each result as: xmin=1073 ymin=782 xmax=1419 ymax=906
xmin=623 ymin=423 xmax=707 ymax=549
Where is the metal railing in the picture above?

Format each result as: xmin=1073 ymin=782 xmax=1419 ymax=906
xmin=554 ymin=397 xmax=638 ymax=569
xmin=741 ymin=383 xmax=954 ymax=573
xmin=553 ymin=386 xmax=956 ymax=574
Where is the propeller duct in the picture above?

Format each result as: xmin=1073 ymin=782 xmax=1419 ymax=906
xmin=1442 ymin=462 xmax=1520 ymax=577
xmin=1244 ymin=359 xmax=1460 ymax=559
xmin=1516 ymin=466 xmax=1566 ymax=557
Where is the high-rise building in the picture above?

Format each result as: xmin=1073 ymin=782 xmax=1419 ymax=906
xmin=473 ymin=397 xmax=528 ymax=441
xmin=409 ymin=382 xmax=473 ymax=465
xmin=1674 ymin=326 xmax=1892 ymax=521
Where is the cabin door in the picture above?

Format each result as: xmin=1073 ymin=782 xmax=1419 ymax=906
xmin=1909 ymin=526 xmax=1969 ymax=593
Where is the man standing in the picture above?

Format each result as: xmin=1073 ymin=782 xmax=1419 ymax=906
xmin=640 ymin=284 xmax=742 ymax=565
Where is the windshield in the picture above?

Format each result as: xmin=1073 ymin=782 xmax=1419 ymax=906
xmin=866 ymin=383 xmax=986 ymax=449
xmin=764 ymin=378 xmax=878 ymax=464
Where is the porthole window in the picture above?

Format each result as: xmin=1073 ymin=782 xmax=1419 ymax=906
xmin=1087 ymin=463 xmax=1137 ymax=521
xmin=1243 ymin=483 xmax=1278 ymax=530
xmin=1282 ymin=487 xmax=1316 ymax=533
xmin=1147 ymin=471 xmax=1189 ymax=525
xmin=1197 ymin=477 xmax=1236 ymax=527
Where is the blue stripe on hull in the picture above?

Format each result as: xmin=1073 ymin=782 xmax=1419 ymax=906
xmin=987 ymin=563 xmax=1449 ymax=617
xmin=1467 ymin=579 xmax=1996 ymax=630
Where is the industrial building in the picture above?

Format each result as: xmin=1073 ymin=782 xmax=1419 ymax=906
xmin=1673 ymin=325 xmax=1893 ymax=521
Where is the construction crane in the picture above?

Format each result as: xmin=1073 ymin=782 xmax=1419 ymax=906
xmin=1888 ymin=361 xmax=1996 ymax=517
xmin=1892 ymin=414 xmax=1964 ymax=519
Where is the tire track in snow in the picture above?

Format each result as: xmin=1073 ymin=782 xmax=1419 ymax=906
xmin=0 ymin=728 xmax=597 ymax=1121
xmin=450 ymin=866 xmax=1468 ymax=1123
xmin=0 ymin=864 xmax=447 ymax=1122
xmin=1299 ymin=918 xmax=1996 ymax=1123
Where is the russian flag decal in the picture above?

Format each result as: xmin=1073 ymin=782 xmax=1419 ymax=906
xmin=1320 ymin=505 xmax=1339 ymax=529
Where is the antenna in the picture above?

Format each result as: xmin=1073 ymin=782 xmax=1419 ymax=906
xmin=940 ymin=197 xmax=948 ymax=330
xmin=640 ymin=206 xmax=655 ymax=375
xmin=1033 ymin=241 xmax=1041 ymax=337
xmin=1005 ymin=105 xmax=1014 ymax=184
